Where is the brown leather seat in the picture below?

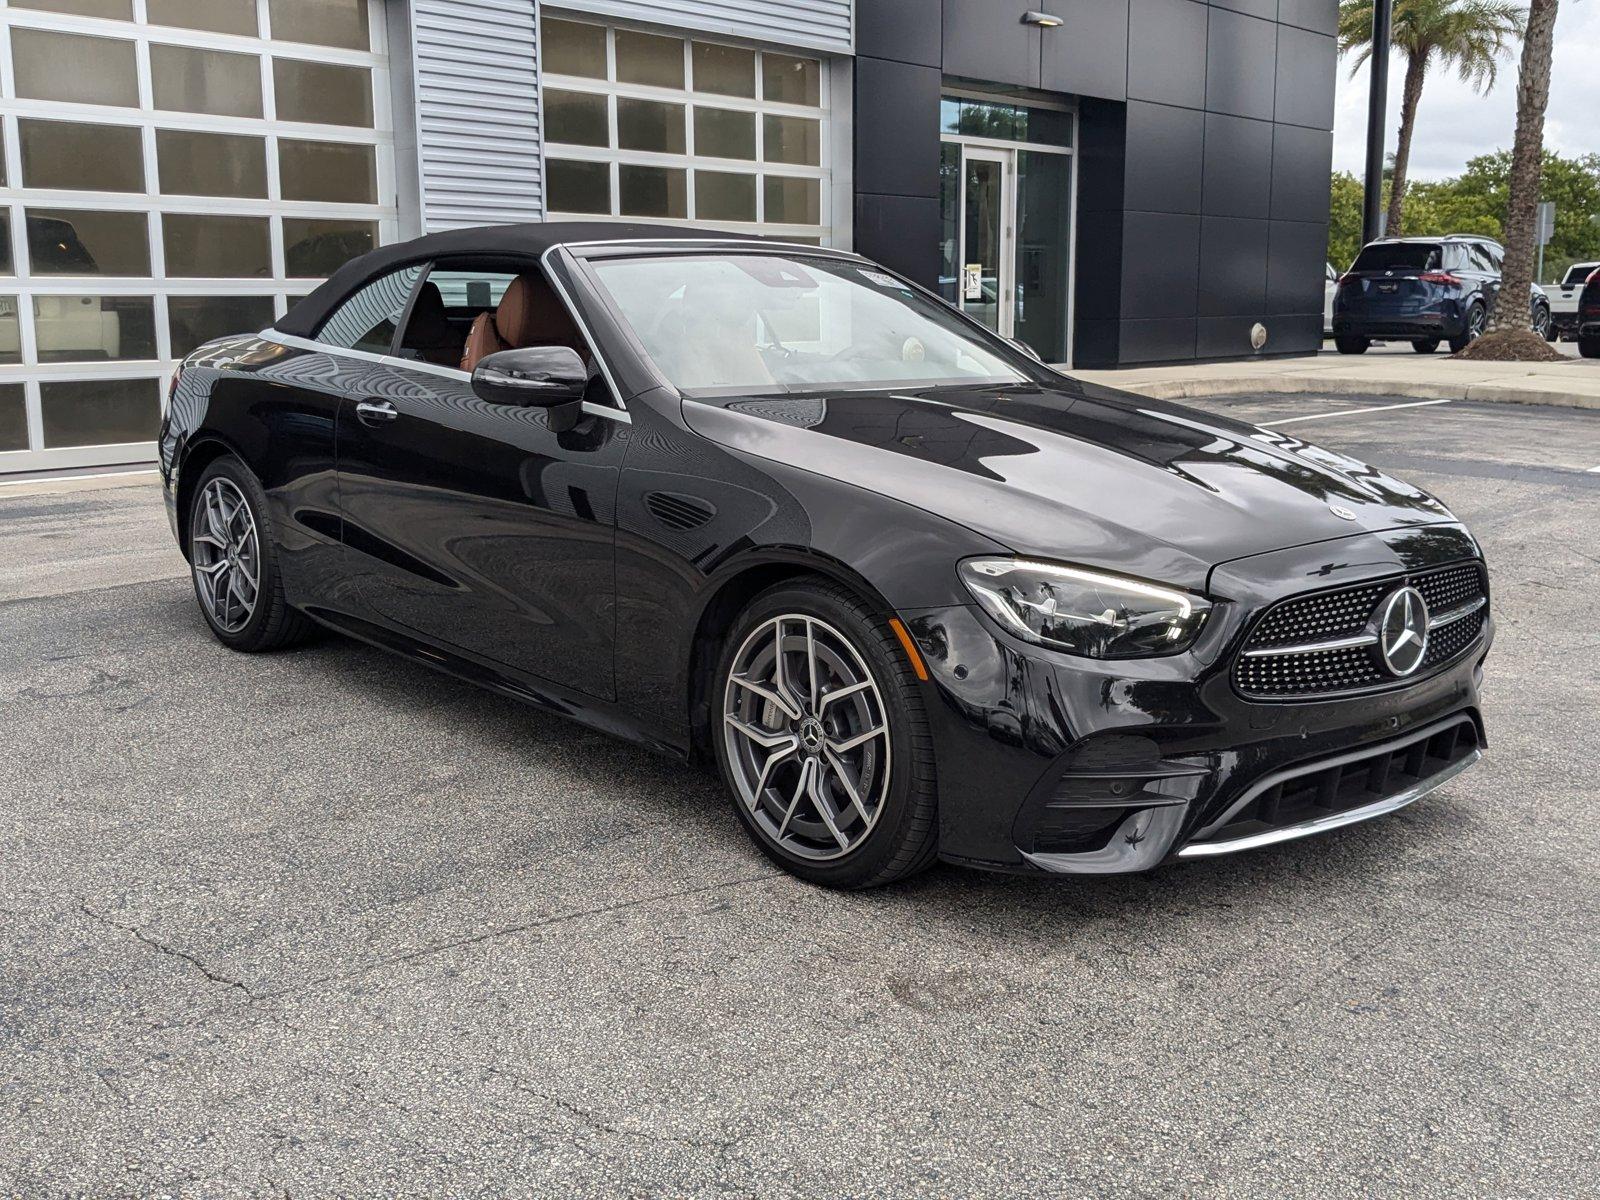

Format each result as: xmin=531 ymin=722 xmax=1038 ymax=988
xmin=459 ymin=272 xmax=589 ymax=373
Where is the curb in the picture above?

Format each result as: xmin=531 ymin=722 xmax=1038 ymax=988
xmin=1068 ymin=371 xmax=1600 ymax=410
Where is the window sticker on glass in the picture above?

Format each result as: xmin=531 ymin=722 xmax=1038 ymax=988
xmin=859 ymin=269 xmax=905 ymax=289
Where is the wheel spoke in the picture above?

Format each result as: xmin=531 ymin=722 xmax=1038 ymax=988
xmin=724 ymin=714 xmax=797 ymax=752
xmin=730 ymin=672 xmax=800 ymax=721
xmin=827 ymin=724 xmax=886 ymax=754
xmin=805 ymin=617 xmax=820 ymax=710
xmin=806 ymin=764 xmax=850 ymax=849
xmin=823 ymin=749 xmax=873 ymax=827
xmin=771 ymin=618 xmax=797 ymax=712
xmin=818 ymin=679 xmax=870 ymax=712
xmin=776 ymin=758 xmax=812 ymax=839
xmin=750 ymin=740 xmax=799 ymax=807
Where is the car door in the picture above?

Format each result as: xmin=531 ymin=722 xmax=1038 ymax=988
xmin=334 ymin=262 xmax=625 ymax=701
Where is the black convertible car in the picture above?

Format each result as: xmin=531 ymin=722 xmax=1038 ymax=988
xmin=160 ymin=222 xmax=1491 ymax=888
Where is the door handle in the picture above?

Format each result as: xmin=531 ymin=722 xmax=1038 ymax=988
xmin=355 ymin=400 xmax=398 ymax=425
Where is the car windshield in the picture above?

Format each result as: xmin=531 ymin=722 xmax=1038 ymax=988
xmin=586 ymin=253 xmax=1033 ymax=394
xmin=1351 ymin=243 xmax=1442 ymax=272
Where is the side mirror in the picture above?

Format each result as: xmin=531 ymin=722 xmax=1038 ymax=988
xmin=1005 ymin=336 xmax=1042 ymax=363
xmin=471 ymin=346 xmax=588 ymax=407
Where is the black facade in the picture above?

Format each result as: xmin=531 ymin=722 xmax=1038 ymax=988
xmin=854 ymin=0 xmax=1338 ymax=365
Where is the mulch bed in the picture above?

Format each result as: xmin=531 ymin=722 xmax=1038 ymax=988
xmin=1452 ymin=330 xmax=1571 ymax=362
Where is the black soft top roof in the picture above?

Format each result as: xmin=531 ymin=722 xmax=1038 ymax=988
xmin=275 ymin=221 xmax=765 ymax=338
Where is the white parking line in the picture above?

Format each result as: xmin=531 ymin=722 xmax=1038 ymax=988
xmin=1588 ymin=464 xmax=1600 ymax=474
xmin=1268 ymin=399 xmax=1455 ymax=427
xmin=0 ymin=467 xmax=158 ymax=488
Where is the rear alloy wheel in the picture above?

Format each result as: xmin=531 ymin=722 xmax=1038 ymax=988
xmin=715 ymin=581 xmax=937 ymax=889
xmin=1449 ymin=302 xmax=1486 ymax=352
xmin=1411 ymin=338 xmax=1440 ymax=354
xmin=187 ymin=457 xmax=314 ymax=652
xmin=1334 ymin=336 xmax=1369 ymax=355
xmin=1534 ymin=305 xmax=1553 ymax=340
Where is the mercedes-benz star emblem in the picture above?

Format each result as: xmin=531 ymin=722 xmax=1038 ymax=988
xmin=1377 ymin=586 xmax=1429 ymax=677
xmin=1330 ymin=504 xmax=1358 ymax=521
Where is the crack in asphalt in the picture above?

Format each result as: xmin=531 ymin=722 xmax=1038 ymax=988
xmin=79 ymin=904 xmax=257 ymax=999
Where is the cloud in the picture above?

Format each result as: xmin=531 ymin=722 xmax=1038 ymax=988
xmin=1332 ymin=1 xmax=1600 ymax=180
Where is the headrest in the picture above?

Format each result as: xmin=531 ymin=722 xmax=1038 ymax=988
xmin=495 ymin=273 xmax=578 ymax=348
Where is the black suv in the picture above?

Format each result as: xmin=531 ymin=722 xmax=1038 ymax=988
xmin=1579 ymin=268 xmax=1600 ymax=359
xmin=1332 ymin=234 xmax=1550 ymax=354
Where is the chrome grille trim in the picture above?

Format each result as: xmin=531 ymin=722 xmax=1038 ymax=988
xmin=1233 ymin=560 xmax=1488 ymax=700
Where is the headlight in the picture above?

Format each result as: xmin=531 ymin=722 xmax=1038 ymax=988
xmin=958 ymin=558 xmax=1211 ymax=658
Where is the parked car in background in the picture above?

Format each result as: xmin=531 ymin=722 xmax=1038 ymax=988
xmin=1578 ymin=268 xmax=1600 ymax=359
xmin=1332 ymin=235 xmax=1550 ymax=354
xmin=159 ymin=222 xmax=1492 ymax=888
xmin=1324 ymin=262 xmax=1337 ymax=337
xmin=1546 ymin=260 xmax=1599 ymax=342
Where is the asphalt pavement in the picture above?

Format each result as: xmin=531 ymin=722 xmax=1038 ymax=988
xmin=2 ymin=394 xmax=1597 ymax=1198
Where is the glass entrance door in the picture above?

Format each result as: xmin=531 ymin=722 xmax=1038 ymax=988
xmin=957 ymin=148 xmax=1013 ymax=338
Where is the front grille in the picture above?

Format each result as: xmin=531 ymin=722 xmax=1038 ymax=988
xmin=1234 ymin=560 xmax=1487 ymax=700
xmin=1194 ymin=716 xmax=1480 ymax=847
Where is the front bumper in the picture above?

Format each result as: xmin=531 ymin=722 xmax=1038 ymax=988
xmin=902 ymin=528 xmax=1492 ymax=875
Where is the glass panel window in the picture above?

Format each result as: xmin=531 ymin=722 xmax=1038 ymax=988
xmin=0 ymin=299 xmax=20 ymax=365
xmin=617 ymin=99 xmax=685 ymax=154
xmin=269 ymin=0 xmax=370 ymax=50
xmin=317 ymin=265 xmax=421 ymax=351
xmin=694 ymin=108 xmax=756 ymax=160
xmin=619 ymin=165 xmax=686 ymax=219
xmin=764 ymin=177 xmax=821 ymax=226
xmin=542 ymin=18 xmax=606 ymax=79
xmin=544 ymin=89 xmax=609 ymax=147
xmin=283 ymin=218 xmax=376 ymax=277
xmin=273 ymin=59 xmax=373 ymax=127
xmin=146 ymin=0 xmax=258 ymax=35
xmin=0 ymin=214 xmax=12 ymax=276
xmin=763 ymin=115 xmax=820 ymax=166
xmin=546 ymin=159 xmax=610 ymax=215
xmin=168 ymin=296 xmax=276 ymax=358
xmin=615 ymin=29 xmax=683 ymax=88
xmin=163 ymin=214 xmax=271 ymax=277
xmin=34 ymin=296 xmax=158 ymax=363
xmin=12 ymin=0 xmax=131 ymax=18
xmin=27 ymin=209 xmax=150 ymax=276
xmin=157 ymin=130 xmax=267 ymax=199
xmin=40 ymin=377 xmax=161 ymax=448
xmin=693 ymin=42 xmax=755 ymax=98
xmin=19 ymin=121 xmax=144 ymax=193
xmin=278 ymin=140 xmax=377 ymax=204
xmin=0 ymin=384 xmax=26 ymax=452
xmin=695 ymin=171 xmax=756 ymax=223
xmin=763 ymin=53 xmax=820 ymax=106
xmin=150 ymin=45 xmax=265 ymax=118
xmin=13 ymin=29 xmax=139 ymax=108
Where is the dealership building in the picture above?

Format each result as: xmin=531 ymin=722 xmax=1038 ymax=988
xmin=0 ymin=0 xmax=1335 ymax=477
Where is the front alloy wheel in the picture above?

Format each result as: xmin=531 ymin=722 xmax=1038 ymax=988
xmin=714 ymin=581 xmax=938 ymax=888
xmin=723 ymin=613 xmax=890 ymax=861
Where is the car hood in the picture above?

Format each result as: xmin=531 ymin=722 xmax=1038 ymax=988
xmin=679 ymin=376 xmax=1457 ymax=592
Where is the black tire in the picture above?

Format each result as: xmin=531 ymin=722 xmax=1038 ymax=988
xmin=1448 ymin=302 xmax=1486 ymax=353
xmin=1581 ymin=337 xmax=1600 ymax=360
xmin=1334 ymin=336 xmax=1369 ymax=355
xmin=187 ymin=455 xmax=315 ymax=652
xmin=1411 ymin=338 xmax=1440 ymax=354
xmin=712 ymin=579 xmax=938 ymax=889
xmin=1537 ymin=307 xmax=1556 ymax=341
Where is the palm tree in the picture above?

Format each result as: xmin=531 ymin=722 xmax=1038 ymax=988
xmin=1480 ymin=0 xmax=1561 ymax=341
xmin=1338 ymin=0 xmax=1523 ymax=237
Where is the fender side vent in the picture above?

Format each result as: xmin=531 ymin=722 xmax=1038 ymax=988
xmin=645 ymin=491 xmax=715 ymax=531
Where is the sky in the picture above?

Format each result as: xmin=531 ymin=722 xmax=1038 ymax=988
xmin=1330 ymin=1 xmax=1600 ymax=181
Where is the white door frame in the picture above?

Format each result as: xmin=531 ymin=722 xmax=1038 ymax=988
xmin=954 ymin=145 xmax=1015 ymax=339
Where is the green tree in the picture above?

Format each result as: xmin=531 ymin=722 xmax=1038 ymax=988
xmin=1327 ymin=171 xmax=1367 ymax=270
xmin=1338 ymin=0 xmax=1523 ymax=236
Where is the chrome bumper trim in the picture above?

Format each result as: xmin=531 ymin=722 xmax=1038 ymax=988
xmin=1176 ymin=747 xmax=1480 ymax=859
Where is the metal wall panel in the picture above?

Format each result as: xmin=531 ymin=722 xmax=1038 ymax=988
xmin=409 ymin=0 xmax=543 ymax=230
xmin=552 ymin=0 xmax=854 ymax=54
